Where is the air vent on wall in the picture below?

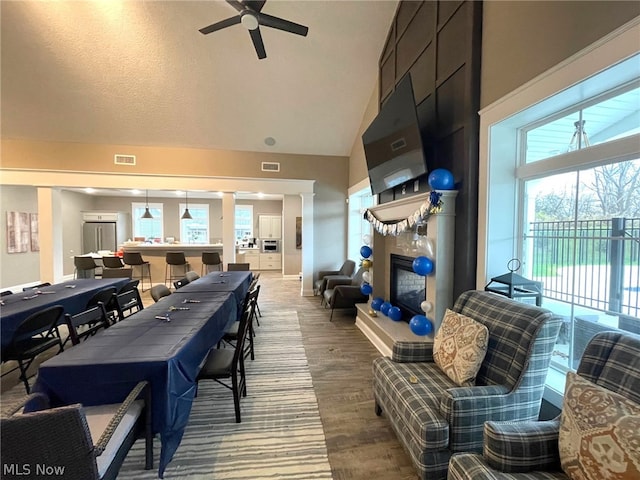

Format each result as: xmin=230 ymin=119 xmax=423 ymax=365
xmin=262 ymin=162 xmax=280 ymax=172
xmin=114 ymin=154 xmax=136 ymax=166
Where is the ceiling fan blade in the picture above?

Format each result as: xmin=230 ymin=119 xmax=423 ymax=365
xmin=226 ymin=0 xmax=245 ymax=13
xmin=243 ymin=0 xmax=267 ymax=12
xmin=199 ymin=16 xmax=241 ymax=35
xmin=257 ymin=12 xmax=308 ymax=37
xmin=249 ymin=27 xmax=267 ymax=59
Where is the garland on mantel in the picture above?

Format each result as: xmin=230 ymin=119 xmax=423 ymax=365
xmin=363 ymin=191 xmax=443 ymax=236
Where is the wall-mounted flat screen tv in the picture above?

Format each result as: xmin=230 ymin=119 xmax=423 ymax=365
xmin=362 ymin=73 xmax=427 ymax=195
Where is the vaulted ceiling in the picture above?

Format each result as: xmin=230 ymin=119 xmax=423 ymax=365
xmin=1 ymin=0 xmax=398 ymax=158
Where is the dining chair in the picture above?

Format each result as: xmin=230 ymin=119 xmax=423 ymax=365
xmin=101 ymin=268 xmax=133 ymax=279
xmin=196 ymin=286 xmax=258 ymax=423
xmin=85 ymin=286 xmax=118 ymax=324
xmin=114 ymin=287 xmax=144 ymax=321
xmin=122 ymin=252 xmax=152 ymax=292
xmin=74 ymin=256 xmax=100 ymax=279
xmin=227 ymin=263 xmax=250 ymax=271
xmin=150 ymin=284 xmax=172 ymax=303
xmin=185 ymin=271 xmax=200 ymax=282
xmin=118 ymin=279 xmax=140 ymax=294
xmin=221 ymin=285 xmax=261 ymax=361
xmin=64 ymin=304 xmax=111 ymax=347
xmin=22 ymin=282 xmax=51 ymax=292
xmin=201 ymin=251 xmax=222 ymax=275
xmin=2 ymin=305 xmax=65 ymax=393
xmin=173 ymin=277 xmax=190 ymax=290
xmin=1 ymin=381 xmax=153 ymax=479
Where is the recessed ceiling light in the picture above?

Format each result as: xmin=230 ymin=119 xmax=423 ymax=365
xmin=264 ymin=137 xmax=276 ymax=146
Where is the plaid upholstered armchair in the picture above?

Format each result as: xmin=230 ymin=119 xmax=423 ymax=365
xmin=448 ymin=330 xmax=640 ymax=479
xmin=372 ymin=290 xmax=562 ymax=480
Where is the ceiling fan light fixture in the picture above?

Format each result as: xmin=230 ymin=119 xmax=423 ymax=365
xmin=241 ymin=12 xmax=259 ymax=30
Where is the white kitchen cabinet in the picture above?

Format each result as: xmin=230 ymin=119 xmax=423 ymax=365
xmin=244 ymin=251 xmax=261 ymax=270
xmin=259 ymin=253 xmax=281 ymax=270
xmin=259 ymin=215 xmax=282 ymax=239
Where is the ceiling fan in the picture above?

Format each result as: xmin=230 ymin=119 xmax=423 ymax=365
xmin=199 ymin=0 xmax=309 ymax=60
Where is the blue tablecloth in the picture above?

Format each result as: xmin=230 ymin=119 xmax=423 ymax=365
xmin=176 ymin=270 xmax=252 ymax=316
xmin=0 ymin=278 xmax=129 ymax=350
xmin=30 ymin=290 xmax=236 ymax=478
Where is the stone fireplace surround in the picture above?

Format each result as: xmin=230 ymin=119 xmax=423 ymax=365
xmin=355 ymin=191 xmax=457 ymax=356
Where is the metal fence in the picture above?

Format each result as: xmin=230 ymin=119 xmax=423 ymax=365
xmin=527 ymin=217 xmax=640 ymax=318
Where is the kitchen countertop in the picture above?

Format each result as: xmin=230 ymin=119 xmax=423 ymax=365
xmin=121 ymin=243 xmax=223 ymax=249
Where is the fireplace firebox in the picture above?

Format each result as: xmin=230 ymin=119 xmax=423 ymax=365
xmin=390 ymin=254 xmax=426 ymax=322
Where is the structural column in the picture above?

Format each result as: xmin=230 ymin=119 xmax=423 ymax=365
xmin=300 ymin=192 xmax=315 ymax=296
xmin=221 ymin=192 xmax=236 ymax=269
xmin=37 ymin=187 xmax=64 ymax=283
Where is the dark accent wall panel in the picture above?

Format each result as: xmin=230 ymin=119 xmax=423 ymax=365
xmin=377 ymin=0 xmax=482 ymax=299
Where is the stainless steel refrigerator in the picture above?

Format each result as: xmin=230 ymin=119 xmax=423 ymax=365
xmin=82 ymin=212 xmax=129 ymax=253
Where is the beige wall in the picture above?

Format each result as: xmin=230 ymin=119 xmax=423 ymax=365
xmin=347 ymin=1 xmax=640 ymax=191
xmin=1 ymin=138 xmax=347 ymax=182
xmin=480 ymin=1 xmax=640 ymax=108
xmin=1 ymin=138 xmax=348 ymax=286
xmin=0 ymin=186 xmax=40 ymax=286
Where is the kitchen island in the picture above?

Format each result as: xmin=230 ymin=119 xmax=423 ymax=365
xmin=121 ymin=244 xmax=224 ymax=283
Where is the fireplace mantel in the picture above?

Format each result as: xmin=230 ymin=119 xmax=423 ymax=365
xmin=356 ymin=190 xmax=457 ymax=355
xmin=368 ymin=190 xmax=457 ymax=222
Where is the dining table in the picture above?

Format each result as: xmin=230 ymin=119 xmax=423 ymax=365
xmin=0 ymin=277 xmax=130 ymax=350
xmin=29 ymin=289 xmax=238 ymax=478
xmin=176 ymin=270 xmax=253 ymax=317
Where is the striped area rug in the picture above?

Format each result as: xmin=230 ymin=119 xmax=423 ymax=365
xmin=117 ymin=310 xmax=333 ymax=479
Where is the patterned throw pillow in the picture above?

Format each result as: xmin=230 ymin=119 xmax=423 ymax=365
xmin=433 ymin=309 xmax=489 ymax=386
xmin=559 ymin=371 xmax=640 ymax=480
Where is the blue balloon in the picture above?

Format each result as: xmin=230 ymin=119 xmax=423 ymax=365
xmin=412 ymin=256 xmax=434 ymax=276
xmin=409 ymin=315 xmax=433 ymax=336
xmin=380 ymin=301 xmax=392 ymax=316
xmin=360 ymin=283 xmax=373 ymax=295
xmin=360 ymin=245 xmax=372 ymax=259
xmin=428 ymin=168 xmax=455 ymax=190
xmin=388 ymin=306 xmax=402 ymax=322
xmin=371 ymin=297 xmax=384 ymax=311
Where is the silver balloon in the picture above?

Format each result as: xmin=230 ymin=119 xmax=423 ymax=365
xmin=362 ymin=271 xmax=371 ymax=283
xmin=363 ymin=234 xmax=372 ymax=246
xmin=425 ymin=238 xmax=435 ymax=258
xmin=420 ymin=300 xmax=433 ymax=313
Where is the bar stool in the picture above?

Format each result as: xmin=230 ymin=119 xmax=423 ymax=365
xmin=122 ymin=252 xmax=152 ymax=292
xmin=201 ymin=251 xmax=222 ymax=275
xmin=165 ymin=251 xmax=189 ymax=287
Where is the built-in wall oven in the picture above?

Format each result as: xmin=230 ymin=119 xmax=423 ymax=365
xmin=261 ymin=239 xmax=280 ymax=253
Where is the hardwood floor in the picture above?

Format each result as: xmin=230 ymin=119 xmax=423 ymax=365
xmin=257 ymin=272 xmax=417 ymax=480
xmin=0 ymin=272 xmax=417 ymax=479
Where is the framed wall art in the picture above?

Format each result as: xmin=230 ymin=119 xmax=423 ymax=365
xmin=7 ymin=211 xmax=30 ymax=253
xmin=30 ymin=213 xmax=39 ymax=251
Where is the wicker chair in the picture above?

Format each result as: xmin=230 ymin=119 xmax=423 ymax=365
xmin=0 ymin=381 xmax=153 ymax=480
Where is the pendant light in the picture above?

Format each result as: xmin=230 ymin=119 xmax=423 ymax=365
xmin=141 ymin=190 xmax=154 ymax=219
xmin=181 ymin=191 xmax=193 ymax=220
